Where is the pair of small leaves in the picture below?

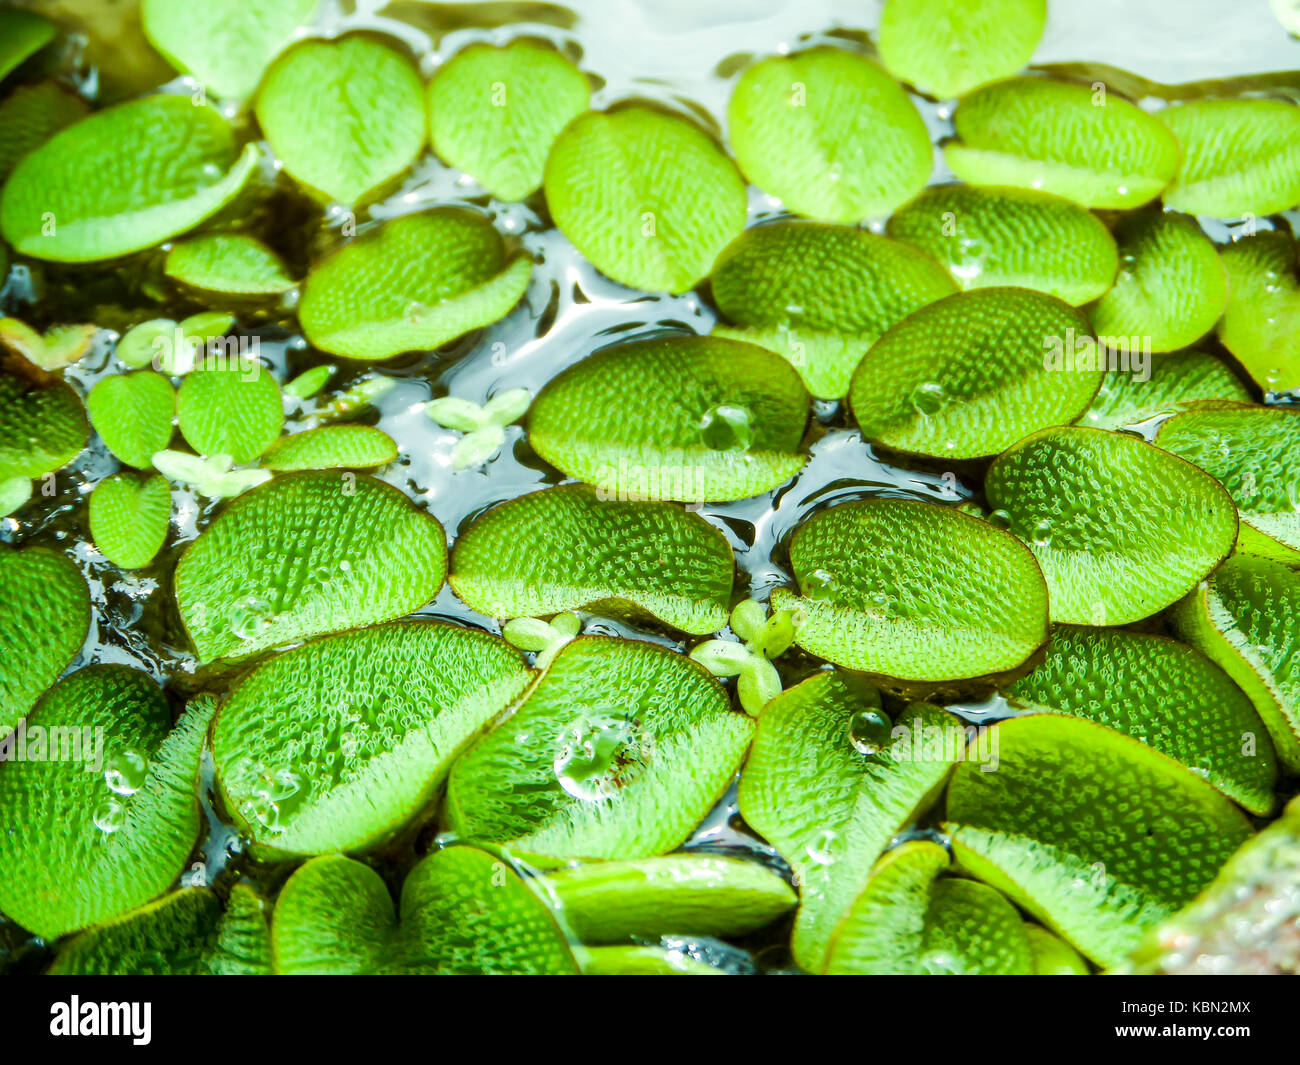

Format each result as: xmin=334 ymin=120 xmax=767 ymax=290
xmin=450 ymin=484 xmax=734 ymax=635
xmin=89 ymin=473 xmax=171 ymax=570
xmin=1217 ymin=230 xmax=1300 ymax=393
xmin=116 ymin=312 xmax=234 ymax=373
xmin=445 ymin=636 xmax=754 ymax=861
xmin=690 ymin=600 xmax=796 ymax=715
xmin=0 ymin=317 xmax=98 ymax=372
xmin=427 ymin=387 xmax=530 ymax=470
xmin=529 ymin=335 xmax=809 ymax=502
xmin=1079 ymin=351 xmax=1249 ymax=430
xmin=152 ymin=451 xmax=270 ymax=500
xmin=164 ymin=233 xmax=296 ymax=297
xmin=86 ymin=370 xmax=175 ymax=468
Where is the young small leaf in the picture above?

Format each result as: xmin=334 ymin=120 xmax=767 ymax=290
xmin=262 ymin=425 xmax=397 ymax=471
xmin=164 ymin=233 xmax=296 ymax=296
xmin=89 ymin=473 xmax=172 ymax=570
xmin=87 ymin=370 xmax=175 ymax=468
xmin=177 ymin=364 xmax=283 ymax=463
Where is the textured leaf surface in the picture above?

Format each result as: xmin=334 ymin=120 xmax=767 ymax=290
xmin=984 ymin=426 xmax=1238 ymax=624
xmin=544 ymin=106 xmax=747 ymax=292
xmin=727 ymin=47 xmax=931 ymax=222
xmin=945 ymin=77 xmax=1179 ymax=208
xmin=0 ymin=546 xmax=89 ymax=736
xmin=262 ymin=425 xmax=397 ymax=470
xmin=849 ymin=287 xmax=1100 ymax=459
xmin=741 ymin=678 xmax=970 ymax=970
xmin=0 ymin=80 xmax=89 ymax=186
xmin=446 ymin=637 xmax=753 ymax=860
xmin=0 ymin=667 xmax=210 ymax=939
xmin=1004 ymin=625 xmax=1277 ymax=812
xmin=142 ymin=0 xmax=317 ymax=100
xmin=256 ymin=35 xmax=426 ymax=205
xmin=772 ymin=499 xmax=1048 ymax=680
xmin=272 ymin=848 xmax=578 ymax=974
xmin=213 ymin=621 xmax=531 ymax=854
xmin=87 ymin=370 xmax=175 ymax=468
xmin=877 ymin=0 xmax=1046 ymax=99
xmin=529 ymin=335 xmax=808 ymax=502
xmin=89 ymin=473 xmax=171 ymax=570
xmin=0 ymin=370 xmax=87 ymax=480
xmin=824 ymin=841 xmax=1034 ymax=975
xmin=164 ymin=233 xmax=296 ymax=296
xmin=944 ymin=713 xmax=1253 ymax=967
xmin=177 ymin=364 xmax=283 ymax=463
xmin=1090 ymin=207 xmax=1227 ymax=353
xmin=174 ymin=472 xmax=446 ymax=662
xmin=299 ymin=208 xmax=531 ymax=360
xmin=1079 ymin=351 xmax=1249 ymax=431
xmin=429 ymin=39 xmax=588 ymax=200
xmin=887 ymin=183 xmax=1117 ymax=305
xmin=709 ymin=220 xmax=957 ymax=398
xmin=1217 ymin=230 xmax=1300 ymax=392
xmin=450 ymin=484 xmax=733 ymax=634
xmin=1159 ymin=99 xmax=1300 ymax=218
xmin=1171 ymin=553 xmax=1300 ymax=772
xmin=0 ymin=95 xmax=259 ymax=262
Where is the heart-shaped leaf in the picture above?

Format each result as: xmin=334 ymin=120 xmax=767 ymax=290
xmin=1156 ymin=405 xmax=1300 ymax=563
xmin=823 ymin=840 xmax=1034 ymax=975
xmin=213 ymin=621 xmax=531 ymax=855
xmin=877 ymin=0 xmax=1046 ymax=99
xmin=984 ymin=426 xmax=1238 ymax=624
xmin=0 ymin=546 xmax=89 ymax=736
xmin=0 ymin=667 xmax=211 ymax=939
xmin=1090 ymin=207 xmax=1227 ymax=353
xmin=450 ymin=484 xmax=733 ymax=634
xmin=174 ymin=472 xmax=447 ymax=663
xmin=262 ymin=424 xmax=397 ymax=471
xmin=445 ymin=637 xmax=753 ymax=861
xmin=727 ymin=47 xmax=931 ymax=222
xmin=0 ymin=8 xmax=55 ymax=84
xmin=1217 ymin=230 xmax=1300 ymax=392
xmin=429 ymin=39 xmax=589 ymax=201
xmin=48 ymin=884 xmax=272 ymax=975
xmin=944 ymin=77 xmax=1180 ymax=209
xmin=849 ymin=287 xmax=1100 ymax=459
xmin=1158 ymin=98 xmax=1300 ymax=218
xmin=887 ymin=183 xmax=1118 ymax=306
xmin=544 ymin=105 xmax=747 ymax=292
xmin=1004 ymin=625 xmax=1277 ymax=812
xmin=1079 ymin=350 xmax=1249 ymax=431
xmin=738 ymin=675 xmax=969 ymax=971
xmin=142 ymin=0 xmax=317 ymax=100
xmin=541 ymin=854 xmax=795 ymax=942
xmin=0 ymin=95 xmax=260 ymax=262
xmin=298 ymin=208 xmax=532 ymax=361
xmin=943 ymin=713 xmax=1253 ymax=967
xmin=771 ymin=499 xmax=1048 ymax=681
xmin=0 ymin=370 xmax=87 ymax=480
xmin=709 ymin=220 xmax=957 ymax=398
xmin=89 ymin=473 xmax=171 ymax=570
xmin=0 ymin=80 xmax=89 ymax=185
xmin=86 ymin=370 xmax=175 ymax=468
xmin=529 ymin=335 xmax=809 ymax=503
xmin=164 ymin=233 xmax=296 ymax=296
xmin=177 ymin=364 xmax=283 ymax=463
xmin=1171 ymin=553 xmax=1300 ymax=772
xmin=255 ymin=35 xmax=426 ymax=205
xmin=271 ymin=848 xmax=578 ymax=974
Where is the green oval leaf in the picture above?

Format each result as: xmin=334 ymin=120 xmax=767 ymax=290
xmin=1079 ymin=350 xmax=1249 ymax=431
xmin=738 ymin=674 xmax=969 ymax=970
xmin=544 ymin=105 xmax=747 ymax=293
xmin=0 ymin=667 xmax=210 ymax=939
xmin=0 ymin=546 xmax=89 ymax=736
xmin=849 ymin=287 xmax=1100 ymax=459
xmin=772 ymin=498 xmax=1048 ymax=680
xmin=445 ymin=637 xmax=753 ymax=860
xmin=262 ymin=424 xmax=397 ymax=471
xmin=142 ymin=0 xmax=317 ymax=100
xmin=429 ymin=39 xmax=588 ymax=201
xmin=450 ymin=485 xmax=733 ymax=634
xmin=945 ymin=77 xmax=1180 ymax=209
xmin=887 ymin=183 xmax=1118 ymax=306
xmin=1090 ymin=207 xmax=1227 ymax=353
xmin=877 ymin=0 xmax=1046 ymax=99
xmin=1026 ymin=924 xmax=1090 ymax=975
xmin=529 ymin=335 xmax=808 ymax=503
xmin=0 ymin=370 xmax=87 ymax=480
xmin=176 ymin=364 xmax=283 ymax=463
xmin=0 ymin=95 xmax=260 ymax=262
xmin=164 ymin=233 xmax=296 ymax=296
xmin=88 ymin=473 xmax=171 ymax=570
xmin=1005 ymin=625 xmax=1277 ymax=813
xmin=0 ymin=80 xmax=89 ymax=186
xmin=174 ymin=472 xmax=447 ymax=663
xmin=299 ymin=208 xmax=532 ymax=361
xmin=255 ymin=35 xmax=426 ymax=205
xmin=1216 ymin=230 xmax=1300 ymax=393
xmin=0 ymin=8 xmax=55 ymax=84
xmin=727 ymin=47 xmax=931 ymax=222
xmin=86 ymin=370 xmax=175 ymax=468
xmin=272 ymin=848 xmax=578 ymax=974
xmin=710 ymin=220 xmax=958 ymax=398
xmin=984 ymin=426 xmax=1238 ymax=624
xmin=213 ymin=621 xmax=531 ymax=855
xmin=943 ymin=713 xmax=1253 ymax=967
xmin=1159 ymin=98 xmax=1300 ymax=218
